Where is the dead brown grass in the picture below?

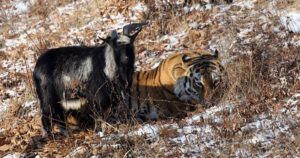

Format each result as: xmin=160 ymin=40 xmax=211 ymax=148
xmin=1 ymin=0 xmax=300 ymax=157
xmin=29 ymin=0 xmax=74 ymax=18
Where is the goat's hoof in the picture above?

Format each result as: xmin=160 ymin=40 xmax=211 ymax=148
xmin=58 ymin=127 xmax=70 ymax=138
xmin=41 ymin=129 xmax=50 ymax=139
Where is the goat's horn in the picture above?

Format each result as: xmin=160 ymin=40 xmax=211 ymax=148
xmin=123 ymin=22 xmax=148 ymax=36
xmin=99 ymin=30 xmax=118 ymax=43
xmin=98 ymin=37 xmax=108 ymax=43
xmin=109 ymin=30 xmax=118 ymax=39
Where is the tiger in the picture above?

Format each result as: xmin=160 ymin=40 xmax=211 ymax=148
xmin=129 ymin=50 xmax=224 ymax=121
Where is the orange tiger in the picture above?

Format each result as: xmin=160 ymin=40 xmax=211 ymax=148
xmin=130 ymin=50 xmax=224 ymax=121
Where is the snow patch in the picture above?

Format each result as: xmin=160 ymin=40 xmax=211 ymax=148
xmin=160 ymin=32 xmax=185 ymax=50
xmin=0 ymin=101 xmax=9 ymax=116
xmin=235 ymin=0 xmax=255 ymax=10
xmin=129 ymin=2 xmax=148 ymax=21
xmin=3 ymin=34 xmax=28 ymax=51
xmin=57 ymin=3 xmax=75 ymax=16
xmin=23 ymin=100 xmax=36 ymax=108
xmin=3 ymin=153 xmax=22 ymax=158
xmin=129 ymin=124 xmax=159 ymax=138
xmin=22 ymin=100 xmax=38 ymax=117
xmin=14 ymin=1 xmax=30 ymax=14
xmin=184 ymin=4 xmax=201 ymax=13
xmin=234 ymin=148 xmax=251 ymax=157
xmin=171 ymin=124 xmax=218 ymax=155
xmin=281 ymin=11 xmax=300 ymax=33
xmin=66 ymin=146 xmax=87 ymax=158
xmin=96 ymin=131 xmax=104 ymax=137
xmin=132 ymin=2 xmax=148 ymax=12
xmin=5 ymin=89 xmax=18 ymax=98
xmin=187 ymin=103 xmax=235 ymax=124
xmin=237 ymin=27 xmax=254 ymax=38
xmin=0 ymin=72 xmax=9 ymax=79
xmin=109 ymin=13 xmax=126 ymax=29
xmin=240 ymin=92 xmax=299 ymax=150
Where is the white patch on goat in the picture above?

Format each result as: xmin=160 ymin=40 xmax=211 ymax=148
xmin=61 ymin=58 xmax=92 ymax=87
xmin=62 ymin=75 xmax=71 ymax=86
xmin=104 ymin=45 xmax=117 ymax=80
xmin=117 ymin=35 xmax=131 ymax=45
xmin=77 ymin=57 xmax=93 ymax=81
xmin=63 ymin=75 xmax=71 ymax=82
xmin=61 ymin=98 xmax=87 ymax=110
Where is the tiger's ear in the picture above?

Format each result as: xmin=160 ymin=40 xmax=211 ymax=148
xmin=181 ymin=54 xmax=193 ymax=69
xmin=172 ymin=53 xmax=194 ymax=79
xmin=172 ymin=55 xmax=189 ymax=79
xmin=172 ymin=67 xmax=186 ymax=80
xmin=182 ymin=54 xmax=193 ymax=62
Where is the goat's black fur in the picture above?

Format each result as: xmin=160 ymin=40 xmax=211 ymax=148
xmin=33 ymin=23 xmax=146 ymax=136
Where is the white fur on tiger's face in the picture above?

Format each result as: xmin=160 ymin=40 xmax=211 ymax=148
xmin=174 ymin=52 xmax=224 ymax=103
xmin=174 ymin=76 xmax=204 ymax=103
xmin=130 ymin=50 xmax=224 ymax=121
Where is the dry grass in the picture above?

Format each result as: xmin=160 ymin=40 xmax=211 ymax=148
xmin=1 ymin=0 xmax=300 ymax=157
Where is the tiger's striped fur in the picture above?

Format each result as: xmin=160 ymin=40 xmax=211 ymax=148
xmin=130 ymin=50 xmax=224 ymax=121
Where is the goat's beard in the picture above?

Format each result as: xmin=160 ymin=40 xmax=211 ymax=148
xmin=120 ymin=90 xmax=130 ymax=106
xmin=119 ymin=85 xmax=131 ymax=106
xmin=110 ymin=80 xmax=129 ymax=105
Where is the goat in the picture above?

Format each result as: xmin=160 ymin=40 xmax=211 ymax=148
xmin=33 ymin=23 xmax=146 ymax=137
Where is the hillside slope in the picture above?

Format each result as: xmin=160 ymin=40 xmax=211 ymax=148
xmin=0 ymin=0 xmax=299 ymax=157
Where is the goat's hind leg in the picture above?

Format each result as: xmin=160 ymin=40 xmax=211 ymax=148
xmin=37 ymin=96 xmax=53 ymax=137
xmin=34 ymin=76 xmax=53 ymax=137
xmin=36 ymin=81 xmax=67 ymax=137
xmin=52 ymin=106 xmax=69 ymax=136
xmin=41 ymin=104 xmax=68 ymax=138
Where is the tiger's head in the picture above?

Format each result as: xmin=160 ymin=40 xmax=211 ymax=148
xmin=173 ymin=50 xmax=224 ymax=104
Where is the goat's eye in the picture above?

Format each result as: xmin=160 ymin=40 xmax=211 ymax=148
xmin=117 ymin=41 xmax=127 ymax=45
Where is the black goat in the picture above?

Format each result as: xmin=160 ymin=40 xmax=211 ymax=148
xmin=33 ymin=23 xmax=146 ymax=137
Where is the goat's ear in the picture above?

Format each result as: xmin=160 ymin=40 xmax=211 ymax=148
xmin=109 ymin=30 xmax=118 ymax=40
xmin=99 ymin=30 xmax=118 ymax=43
xmin=130 ymin=28 xmax=142 ymax=42
xmin=123 ymin=22 xmax=148 ymax=42
xmin=98 ymin=37 xmax=110 ymax=43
